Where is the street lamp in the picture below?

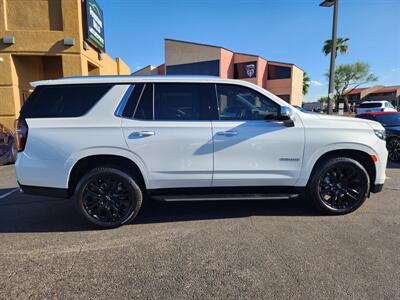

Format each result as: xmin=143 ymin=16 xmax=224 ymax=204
xmin=320 ymin=0 xmax=339 ymax=115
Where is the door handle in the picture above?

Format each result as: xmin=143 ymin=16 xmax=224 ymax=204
xmin=129 ymin=131 xmax=155 ymax=138
xmin=216 ymin=131 xmax=238 ymax=136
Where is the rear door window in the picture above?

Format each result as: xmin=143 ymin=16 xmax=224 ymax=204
xmin=153 ymin=83 xmax=216 ymax=121
xmin=134 ymin=83 xmax=154 ymax=120
xmin=20 ymin=84 xmax=113 ymax=118
xmin=122 ymin=84 xmax=144 ymax=118
xmin=359 ymin=103 xmax=382 ymax=108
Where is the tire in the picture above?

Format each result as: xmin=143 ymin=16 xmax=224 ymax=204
xmin=9 ymin=144 xmax=17 ymax=164
xmin=307 ymin=157 xmax=370 ymax=215
xmin=387 ymin=137 xmax=400 ymax=162
xmin=75 ymin=167 xmax=143 ymax=229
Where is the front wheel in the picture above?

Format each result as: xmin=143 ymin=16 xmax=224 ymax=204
xmin=75 ymin=167 xmax=143 ymax=228
xmin=387 ymin=137 xmax=400 ymax=162
xmin=308 ymin=157 xmax=370 ymax=214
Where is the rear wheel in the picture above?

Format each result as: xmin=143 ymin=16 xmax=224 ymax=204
xmin=387 ymin=137 xmax=400 ymax=162
xmin=308 ymin=157 xmax=370 ymax=214
xmin=75 ymin=167 xmax=143 ymax=228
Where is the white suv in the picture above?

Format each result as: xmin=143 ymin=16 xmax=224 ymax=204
xmin=15 ymin=76 xmax=387 ymax=228
xmin=356 ymin=100 xmax=397 ymax=115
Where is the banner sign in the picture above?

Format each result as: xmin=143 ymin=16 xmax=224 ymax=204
xmin=83 ymin=0 xmax=105 ymax=52
xmin=234 ymin=61 xmax=257 ymax=79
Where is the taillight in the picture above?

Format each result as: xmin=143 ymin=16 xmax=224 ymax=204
xmin=15 ymin=119 xmax=28 ymax=152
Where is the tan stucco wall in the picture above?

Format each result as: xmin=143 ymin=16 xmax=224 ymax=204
xmin=0 ymin=0 xmax=131 ymax=129
xmin=165 ymin=39 xmax=221 ymax=67
xmin=257 ymin=57 xmax=267 ymax=88
xmin=290 ymin=65 xmax=303 ymax=106
xmin=220 ymin=48 xmax=234 ymax=79
xmin=134 ymin=65 xmax=159 ymax=76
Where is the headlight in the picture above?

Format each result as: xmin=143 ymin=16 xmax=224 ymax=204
xmin=374 ymin=129 xmax=386 ymax=140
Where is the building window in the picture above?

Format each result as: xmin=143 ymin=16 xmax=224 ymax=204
xmin=348 ymin=94 xmax=360 ymax=100
xmin=268 ymin=65 xmax=291 ymax=80
xmin=166 ymin=60 xmax=220 ymax=76
xmin=277 ymin=94 xmax=290 ymax=102
xmin=234 ymin=61 xmax=257 ymax=79
xmin=370 ymin=92 xmax=394 ymax=97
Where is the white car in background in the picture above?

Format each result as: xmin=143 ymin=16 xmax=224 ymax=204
xmin=356 ymin=101 xmax=397 ymax=115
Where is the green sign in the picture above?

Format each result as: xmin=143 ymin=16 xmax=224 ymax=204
xmin=83 ymin=0 xmax=105 ymax=52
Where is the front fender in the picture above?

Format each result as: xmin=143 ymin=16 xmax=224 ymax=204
xmin=296 ymin=142 xmax=381 ymax=187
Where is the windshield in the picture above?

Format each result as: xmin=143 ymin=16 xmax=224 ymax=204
xmin=359 ymin=103 xmax=382 ymax=108
xmin=374 ymin=113 xmax=400 ymax=126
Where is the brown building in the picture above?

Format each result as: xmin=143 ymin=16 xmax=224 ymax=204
xmin=346 ymin=85 xmax=400 ymax=107
xmin=0 ymin=0 xmax=131 ymax=129
xmin=134 ymin=39 xmax=304 ymax=106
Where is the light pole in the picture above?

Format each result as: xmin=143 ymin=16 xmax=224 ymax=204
xmin=320 ymin=0 xmax=339 ymax=115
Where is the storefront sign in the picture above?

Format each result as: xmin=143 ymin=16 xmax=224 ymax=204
xmin=234 ymin=61 xmax=257 ymax=79
xmin=83 ymin=0 xmax=105 ymax=52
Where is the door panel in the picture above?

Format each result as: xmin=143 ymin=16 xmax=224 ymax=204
xmin=122 ymin=120 xmax=213 ymax=189
xmin=121 ymin=83 xmax=216 ymax=190
xmin=212 ymin=84 xmax=304 ymax=187
xmin=212 ymin=120 xmax=304 ymax=186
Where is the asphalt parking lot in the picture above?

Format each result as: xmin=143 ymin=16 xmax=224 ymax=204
xmin=0 ymin=164 xmax=399 ymax=299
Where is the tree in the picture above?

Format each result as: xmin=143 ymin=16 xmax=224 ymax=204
xmin=325 ymin=62 xmax=378 ymax=109
xmin=303 ymin=72 xmax=311 ymax=95
xmin=318 ymin=96 xmax=328 ymax=108
xmin=323 ymin=37 xmax=349 ymax=57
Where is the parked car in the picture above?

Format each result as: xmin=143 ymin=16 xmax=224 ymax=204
xmin=293 ymin=105 xmax=313 ymax=113
xmin=356 ymin=101 xmax=397 ymax=115
xmin=356 ymin=112 xmax=400 ymax=162
xmin=15 ymin=76 xmax=387 ymax=228
xmin=0 ymin=123 xmax=17 ymax=166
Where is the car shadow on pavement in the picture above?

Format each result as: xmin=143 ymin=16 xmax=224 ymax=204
xmin=0 ymin=191 xmax=322 ymax=233
xmin=135 ymin=198 xmax=321 ymax=225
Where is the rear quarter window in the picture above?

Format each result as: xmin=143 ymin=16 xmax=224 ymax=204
xmin=20 ymin=84 xmax=113 ymax=118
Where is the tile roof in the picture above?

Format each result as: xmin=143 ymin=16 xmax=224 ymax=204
xmin=370 ymin=86 xmax=400 ymax=93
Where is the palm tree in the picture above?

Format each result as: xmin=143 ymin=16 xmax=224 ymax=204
xmin=323 ymin=37 xmax=349 ymax=57
xmin=303 ymin=72 xmax=311 ymax=95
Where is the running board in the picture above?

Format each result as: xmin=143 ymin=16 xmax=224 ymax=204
xmin=152 ymin=193 xmax=299 ymax=202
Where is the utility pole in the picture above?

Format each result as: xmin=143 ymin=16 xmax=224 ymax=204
xmin=320 ymin=0 xmax=339 ymax=114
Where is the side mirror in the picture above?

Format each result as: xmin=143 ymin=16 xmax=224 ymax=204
xmin=279 ymin=106 xmax=295 ymax=127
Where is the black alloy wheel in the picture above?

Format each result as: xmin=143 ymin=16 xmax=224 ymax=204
xmin=387 ymin=137 xmax=400 ymax=162
xmin=309 ymin=157 xmax=370 ymax=214
xmin=76 ymin=167 xmax=143 ymax=228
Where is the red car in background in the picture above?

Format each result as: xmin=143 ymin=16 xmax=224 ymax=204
xmin=0 ymin=123 xmax=17 ymax=166
xmin=356 ymin=112 xmax=400 ymax=162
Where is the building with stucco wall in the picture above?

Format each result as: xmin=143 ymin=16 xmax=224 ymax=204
xmin=0 ymin=0 xmax=131 ymax=129
xmin=134 ymin=39 xmax=304 ymax=106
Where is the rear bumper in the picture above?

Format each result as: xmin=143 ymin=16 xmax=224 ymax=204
xmin=19 ymin=184 xmax=70 ymax=198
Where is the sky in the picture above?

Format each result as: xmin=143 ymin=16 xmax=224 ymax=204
xmin=97 ymin=0 xmax=400 ymax=102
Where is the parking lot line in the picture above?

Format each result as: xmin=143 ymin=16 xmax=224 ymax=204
xmin=0 ymin=188 xmax=18 ymax=200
